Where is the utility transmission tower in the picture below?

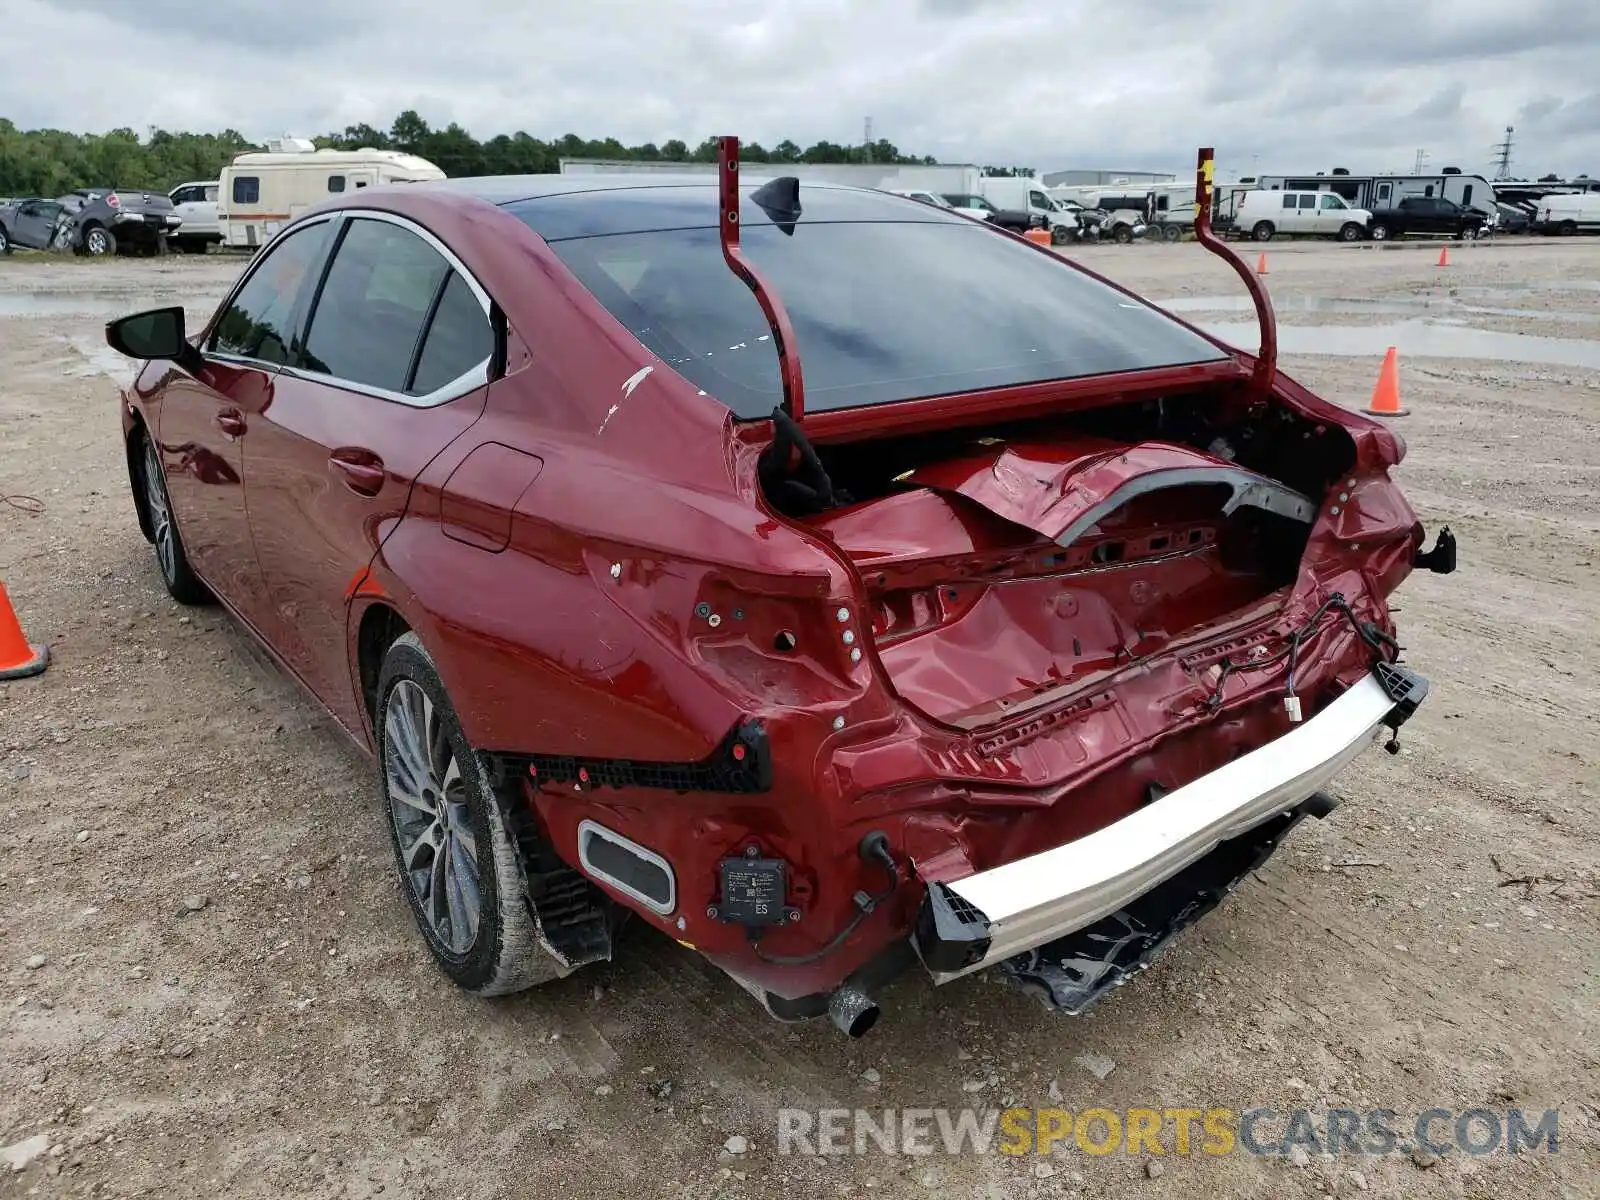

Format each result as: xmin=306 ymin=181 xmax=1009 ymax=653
xmin=863 ymin=117 xmax=873 ymax=162
xmin=1413 ymin=148 xmax=1430 ymax=173
xmin=1492 ymin=125 xmax=1515 ymax=180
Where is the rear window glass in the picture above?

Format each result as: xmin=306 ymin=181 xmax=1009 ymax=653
xmin=531 ymin=217 xmax=1226 ymax=418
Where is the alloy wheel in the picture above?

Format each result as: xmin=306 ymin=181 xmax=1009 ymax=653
xmin=143 ymin=440 xmax=177 ymax=583
xmin=383 ymin=679 xmax=482 ymax=955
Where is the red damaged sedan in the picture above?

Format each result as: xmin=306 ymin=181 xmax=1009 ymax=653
xmin=106 ymin=141 xmax=1454 ymax=1036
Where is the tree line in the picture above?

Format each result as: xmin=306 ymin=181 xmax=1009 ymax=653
xmin=1 ymin=110 xmax=1039 ymax=197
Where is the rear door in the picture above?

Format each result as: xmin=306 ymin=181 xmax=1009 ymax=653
xmin=243 ymin=212 xmax=498 ymax=732
xmin=1293 ymin=193 xmax=1318 ymax=233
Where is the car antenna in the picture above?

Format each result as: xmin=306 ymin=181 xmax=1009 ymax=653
xmin=1193 ymin=147 xmax=1277 ymax=404
xmin=717 ymin=135 xmax=806 ymax=422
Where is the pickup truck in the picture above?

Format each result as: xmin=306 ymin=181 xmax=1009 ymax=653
xmin=168 ymin=181 xmax=222 ymax=252
xmin=941 ymin=192 xmax=1038 ymax=235
xmin=1366 ymin=196 xmax=1488 ymax=242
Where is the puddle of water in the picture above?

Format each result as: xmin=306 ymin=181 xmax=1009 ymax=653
xmin=1199 ymin=318 xmax=1600 ymax=369
xmin=0 ymin=293 xmax=154 ymax=318
xmin=1159 ymin=294 xmax=1600 ymax=323
xmin=1162 ymin=295 xmax=1418 ymax=316
xmin=62 ymin=334 xmax=139 ymax=384
xmin=1456 ymin=280 xmax=1600 ymax=295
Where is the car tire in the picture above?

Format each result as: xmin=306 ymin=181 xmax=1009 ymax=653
xmin=376 ymin=631 xmax=566 ymax=996
xmin=1113 ymin=225 xmax=1134 ymax=244
xmin=1050 ymin=224 xmax=1071 ymax=246
xmin=136 ymin=431 xmax=213 ymax=606
xmin=1369 ymin=223 xmax=1390 ymax=241
xmin=1252 ymin=221 xmax=1275 ymax=242
xmin=0 ymin=225 xmax=10 ymax=255
xmin=80 ymin=224 xmax=116 ymax=257
xmin=1161 ymin=224 xmax=1182 ymax=243
xmin=1559 ymin=221 xmax=1577 ymax=237
xmin=177 ymin=238 xmax=207 ymax=255
xmin=1339 ymin=222 xmax=1364 ymax=242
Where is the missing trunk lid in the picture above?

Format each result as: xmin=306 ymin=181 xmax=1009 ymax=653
xmin=759 ymin=394 xmax=1350 ymax=728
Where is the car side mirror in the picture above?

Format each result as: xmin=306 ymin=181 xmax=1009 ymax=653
xmin=106 ymin=306 xmax=199 ymax=369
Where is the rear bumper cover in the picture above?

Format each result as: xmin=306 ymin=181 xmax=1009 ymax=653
xmin=914 ymin=663 xmax=1428 ymax=983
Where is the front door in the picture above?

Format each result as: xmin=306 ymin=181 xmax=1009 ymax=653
xmin=12 ymin=200 xmax=64 ymax=250
xmin=156 ymin=218 xmax=332 ymax=615
xmin=244 ymin=213 xmax=497 ymax=732
xmin=1318 ymin=193 xmax=1349 ymax=233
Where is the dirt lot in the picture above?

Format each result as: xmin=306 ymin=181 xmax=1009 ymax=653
xmin=2 ymin=239 xmax=1597 ymax=1200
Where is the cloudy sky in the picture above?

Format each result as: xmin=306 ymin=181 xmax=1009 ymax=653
xmin=5 ymin=0 xmax=1599 ymax=178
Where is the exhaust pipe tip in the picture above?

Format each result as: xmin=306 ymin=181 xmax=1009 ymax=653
xmin=828 ymin=984 xmax=881 ymax=1038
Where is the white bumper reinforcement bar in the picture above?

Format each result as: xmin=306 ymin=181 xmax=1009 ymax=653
xmin=913 ymin=664 xmax=1428 ymax=984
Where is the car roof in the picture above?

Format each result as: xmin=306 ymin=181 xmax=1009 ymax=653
xmin=416 ymin=173 xmax=971 ymax=241
xmin=425 ymin=172 xmax=890 ymax=204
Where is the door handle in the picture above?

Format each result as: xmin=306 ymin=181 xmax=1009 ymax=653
xmin=216 ymin=409 xmax=246 ymax=438
xmin=329 ymin=448 xmax=386 ymax=496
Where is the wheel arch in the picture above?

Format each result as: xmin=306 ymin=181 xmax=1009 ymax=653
xmin=356 ymin=600 xmax=413 ymax=727
xmin=125 ymin=412 xmax=157 ymax=544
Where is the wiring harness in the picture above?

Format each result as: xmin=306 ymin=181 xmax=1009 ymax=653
xmin=1205 ymin=592 xmax=1401 ymax=721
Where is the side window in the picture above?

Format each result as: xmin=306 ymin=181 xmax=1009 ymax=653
xmin=1320 ymin=194 xmax=1345 ymax=210
xmin=207 ymin=222 xmax=329 ymax=363
xmin=1462 ymin=185 xmax=1473 ymax=206
xmin=232 ymin=176 xmax=260 ymax=204
xmin=409 ymin=273 xmax=494 ymax=395
xmin=205 ymin=186 xmax=219 ymax=203
xmin=1378 ymin=184 xmax=1392 ymax=201
xmin=328 ymin=176 xmax=346 ymax=193
xmin=298 ymin=218 xmax=451 ymax=392
xmin=1028 ymin=190 xmax=1050 ymax=209
xmin=170 ymin=186 xmax=193 ymax=204
xmin=1281 ymin=194 xmax=1297 ymax=210
xmin=1298 ymin=194 xmax=1317 ymax=209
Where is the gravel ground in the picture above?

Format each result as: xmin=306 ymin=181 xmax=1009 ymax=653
xmin=2 ymin=238 xmax=1597 ymax=1200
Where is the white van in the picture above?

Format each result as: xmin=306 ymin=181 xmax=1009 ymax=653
xmin=219 ymin=138 xmax=446 ymax=249
xmin=1234 ymin=189 xmax=1371 ymax=242
xmin=1533 ymin=192 xmax=1600 ymax=236
xmin=976 ymin=177 xmax=1077 ymax=242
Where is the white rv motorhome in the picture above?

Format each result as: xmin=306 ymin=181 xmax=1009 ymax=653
xmin=219 ymin=138 xmax=446 ymax=249
xmin=1253 ymin=172 xmax=1497 ymax=219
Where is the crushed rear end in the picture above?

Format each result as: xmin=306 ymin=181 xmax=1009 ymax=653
xmin=703 ymin=144 xmax=1455 ymax=1030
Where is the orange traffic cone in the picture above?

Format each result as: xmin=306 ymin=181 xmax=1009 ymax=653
xmin=1256 ymin=252 xmax=1269 ymax=275
xmin=1437 ymin=245 xmax=1450 ymax=268
xmin=1363 ymin=346 xmax=1408 ymax=417
xmin=0 ymin=581 xmax=49 ymax=680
